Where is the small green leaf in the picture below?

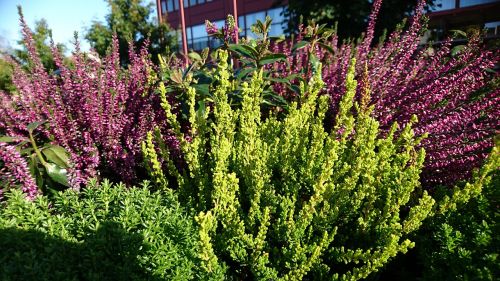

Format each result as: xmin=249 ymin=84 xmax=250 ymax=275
xmin=259 ymin=54 xmax=287 ymax=65
xmin=27 ymin=121 xmax=45 ymax=133
xmin=0 ymin=136 xmax=19 ymax=143
xmin=318 ymin=42 xmax=335 ymax=55
xmin=42 ymin=145 xmax=70 ymax=168
xmin=292 ymin=41 xmax=309 ymax=52
xmin=451 ymin=45 xmax=465 ymax=57
xmin=188 ymin=52 xmax=202 ymax=62
xmin=237 ymin=67 xmax=256 ymax=80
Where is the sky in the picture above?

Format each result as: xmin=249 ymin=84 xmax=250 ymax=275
xmin=0 ymin=0 xmax=156 ymax=53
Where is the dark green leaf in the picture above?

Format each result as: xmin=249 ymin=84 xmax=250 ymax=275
xmin=42 ymin=145 xmax=70 ymax=168
xmin=44 ymin=163 xmax=69 ymax=187
xmin=27 ymin=121 xmax=45 ymax=133
xmin=237 ymin=67 xmax=256 ymax=80
xmin=259 ymin=54 xmax=287 ymax=65
xmin=451 ymin=45 xmax=465 ymax=57
xmin=292 ymin=41 xmax=309 ymax=52
xmin=192 ymin=83 xmax=210 ymax=97
xmin=318 ymin=42 xmax=335 ymax=55
xmin=228 ymin=44 xmax=258 ymax=60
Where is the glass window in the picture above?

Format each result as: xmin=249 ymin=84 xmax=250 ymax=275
xmin=267 ymin=7 xmax=284 ymax=23
xmin=461 ymin=0 xmax=499 ymax=7
xmin=238 ymin=15 xmax=245 ymax=36
xmin=190 ymin=0 xmax=197 ymax=6
xmin=167 ymin=0 xmax=174 ymax=12
xmin=268 ymin=23 xmax=284 ymax=37
xmin=161 ymin=0 xmax=167 ymax=14
xmin=192 ymin=24 xmax=206 ymax=39
xmin=186 ymin=26 xmax=192 ymax=40
xmin=198 ymin=0 xmax=206 ymax=4
xmin=485 ymin=21 xmax=500 ymax=36
xmin=431 ymin=0 xmax=456 ymax=11
xmin=184 ymin=0 xmax=189 ymax=8
xmin=246 ymin=11 xmax=266 ymax=27
xmin=174 ymin=0 xmax=179 ymax=10
xmin=214 ymin=19 xmax=225 ymax=29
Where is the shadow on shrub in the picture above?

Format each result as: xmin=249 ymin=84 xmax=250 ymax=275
xmin=0 ymin=180 xmax=202 ymax=280
xmin=0 ymin=222 xmax=159 ymax=281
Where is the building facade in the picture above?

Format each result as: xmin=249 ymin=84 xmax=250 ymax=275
xmin=428 ymin=0 xmax=500 ymax=38
xmin=157 ymin=0 xmax=287 ymax=50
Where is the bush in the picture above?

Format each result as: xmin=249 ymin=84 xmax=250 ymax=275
xmin=267 ymin=0 xmax=499 ymax=187
xmin=144 ymin=50 xmax=498 ymax=280
xmin=0 ymin=180 xmax=203 ymax=280
xmin=417 ymin=172 xmax=499 ymax=280
xmin=0 ymin=8 xmax=179 ymax=190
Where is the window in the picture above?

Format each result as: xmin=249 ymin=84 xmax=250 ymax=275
xmin=241 ymin=7 xmax=287 ymax=38
xmin=174 ymin=0 xmax=179 ymax=10
xmin=461 ymin=0 xmax=499 ymax=7
xmin=167 ymin=0 xmax=174 ymax=12
xmin=184 ymin=0 xmax=189 ymax=7
xmin=431 ymin=0 xmax=456 ymax=11
xmin=161 ymin=0 xmax=167 ymax=14
xmin=190 ymin=0 xmax=197 ymax=6
xmin=485 ymin=21 xmax=500 ymax=36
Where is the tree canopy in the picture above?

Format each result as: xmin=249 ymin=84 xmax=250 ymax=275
xmin=86 ymin=0 xmax=176 ymax=65
xmin=283 ymin=0 xmax=437 ymax=40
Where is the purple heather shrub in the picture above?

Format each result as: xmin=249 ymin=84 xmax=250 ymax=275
xmin=0 ymin=142 xmax=38 ymax=200
xmin=269 ymin=0 xmax=499 ymax=187
xmin=0 ymin=9 xmax=179 ymax=189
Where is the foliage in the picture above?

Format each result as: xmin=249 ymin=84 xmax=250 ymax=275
xmin=0 ymin=179 xmax=205 ymax=280
xmin=144 ymin=49 xmax=499 ymax=280
xmin=85 ymin=0 xmax=176 ymax=65
xmin=0 ymin=56 xmax=16 ymax=93
xmin=0 ymin=10 xmax=179 ymax=190
xmin=416 ymin=172 xmax=500 ymax=280
xmin=283 ymin=0 xmax=437 ymax=40
xmin=266 ymin=0 xmax=499 ymax=187
xmin=14 ymin=17 xmax=66 ymax=72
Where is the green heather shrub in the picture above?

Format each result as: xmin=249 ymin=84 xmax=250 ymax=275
xmin=0 ymin=179 xmax=204 ymax=280
xmin=144 ymin=50 xmax=499 ymax=280
xmin=416 ymin=172 xmax=499 ymax=281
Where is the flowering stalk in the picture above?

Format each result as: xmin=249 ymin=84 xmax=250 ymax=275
xmin=0 ymin=8 xmax=178 ymax=189
xmin=0 ymin=142 xmax=38 ymax=200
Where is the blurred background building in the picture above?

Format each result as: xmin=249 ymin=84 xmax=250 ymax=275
xmin=157 ymin=0 xmax=287 ymax=50
xmin=429 ymin=0 xmax=500 ymax=40
xmin=157 ymin=0 xmax=500 ymax=50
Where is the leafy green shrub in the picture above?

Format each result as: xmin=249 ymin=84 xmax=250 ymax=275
xmin=144 ymin=50 xmax=499 ymax=280
xmin=0 ymin=179 xmax=204 ymax=280
xmin=415 ymin=172 xmax=499 ymax=281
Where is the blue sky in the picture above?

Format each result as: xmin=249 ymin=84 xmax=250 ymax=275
xmin=0 ymin=0 xmax=156 ymax=52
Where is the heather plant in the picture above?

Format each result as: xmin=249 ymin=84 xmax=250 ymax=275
xmin=0 ymin=179 xmax=204 ymax=280
xmin=263 ymin=0 xmax=499 ymax=187
xmin=0 ymin=8 xmax=179 ymax=190
xmin=144 ymin=50 xmax=499 ymax=279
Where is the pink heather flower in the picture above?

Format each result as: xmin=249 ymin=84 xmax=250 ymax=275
xmin=0 ymin=11 xmax=180 ymax=188
xmin=0 ymin=142 xmax=39 ymax=200
xmin=205 ymin=20 xmax=219 ymax=35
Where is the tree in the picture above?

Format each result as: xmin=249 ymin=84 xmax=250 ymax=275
xmin=15 ymin=18 xmax=66 ymax=71
xmin=86 ymin=0 xmax=176 ymax=65
xmin=283 ymin=0 xmax=437 ymax=40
